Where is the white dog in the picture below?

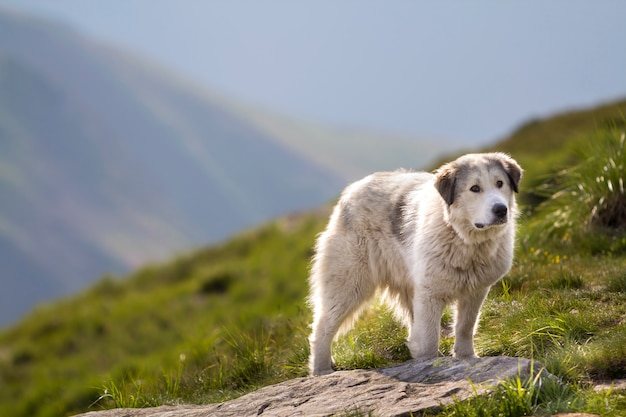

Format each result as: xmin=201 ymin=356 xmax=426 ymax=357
xmin=308 ymin=153 xmax=522 ymax=375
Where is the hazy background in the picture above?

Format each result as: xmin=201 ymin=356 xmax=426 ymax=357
xmin=1 ymin=1 xmax=626 ymax=327
xmin=4 ymin=0 xmax=626 ymax=144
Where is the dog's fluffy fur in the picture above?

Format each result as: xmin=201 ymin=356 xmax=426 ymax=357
xmin=308 ymin=153 xmax=523 ymax=375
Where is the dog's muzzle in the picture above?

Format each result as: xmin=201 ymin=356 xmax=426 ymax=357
xmin=474 ymin=203 xmax=508 ymax=229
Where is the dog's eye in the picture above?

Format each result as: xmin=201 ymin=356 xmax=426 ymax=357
xmin=496 ymin=180 xmax=504 ymax=188
xmin=470 ymin=185 xmax=481 ymax=193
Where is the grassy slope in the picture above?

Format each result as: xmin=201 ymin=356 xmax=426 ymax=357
xmin=2 ymin=100 xmax=626 ymax=417
xmin=0 ymin=210 xmax=327 ymax=417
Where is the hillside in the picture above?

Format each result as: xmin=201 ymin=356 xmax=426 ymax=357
xmin=0 ymin=8 xmax=446 ymax=326
xmin=1 ymin=98 xmax=626 ymax=416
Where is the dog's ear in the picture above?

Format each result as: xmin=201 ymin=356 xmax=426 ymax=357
xmin=435 ymin=164 xmax=457 ymax=206
xmin=499 ymin=155 xmax=523 ymax=193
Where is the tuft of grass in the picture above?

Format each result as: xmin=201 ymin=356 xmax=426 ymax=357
xmin=564 ymin=331 xmax=626 ymax=380
xmin=548 ymin=272 xmax=586 ymax=290
xmin=433 ymin=371 xmax=574 ymax=417
xmin=606 ymin=271 xmax=626 ymax=293
xmin=94 ymin=376 xmax=152 ymax=409
xmin=220 ymin=327 xmax=277 ymax=391
xmin=434 ymin=372 xmax=626 ymax=417
xmin=332 ymin=304 xmax=412 ymax=371
xmin=531 ymin=126 xmax=626 ymax=251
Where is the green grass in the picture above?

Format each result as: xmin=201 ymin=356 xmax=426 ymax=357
xmin=0 ymin=213 xmax=323 ymax=416
xmin=2 ymin=101 xmax=626 ymax=417
xmin=331 ymin=304 xmax=412 ymax=371
xmin=431 ymin=373 xmax=626 ymax=417
xmin=529 ymin=126 xmax=626 ymax=245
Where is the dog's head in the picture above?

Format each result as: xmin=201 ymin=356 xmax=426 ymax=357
xmin=434 ymin=153 xmax=522 ymax=239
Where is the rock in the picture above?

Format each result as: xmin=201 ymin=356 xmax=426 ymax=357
xmin=593 ymin=378 xmax=626 ymax=392
xmin=75 ymin=356 xmax=547 ymax=417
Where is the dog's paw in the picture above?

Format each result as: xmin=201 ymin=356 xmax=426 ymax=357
xmin=310 ymin=358 xmax=336 ymax=376
xmin=453 ymin=351 xmax=479 ymax=359
xmin=311 ymin=367 xmax=335 ymax=376
xmin=406 ymin=341 xmax=438 ymax=360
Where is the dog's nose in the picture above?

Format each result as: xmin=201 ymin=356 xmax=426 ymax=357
xmin=492 ymin=203 xmax=508 ymax=219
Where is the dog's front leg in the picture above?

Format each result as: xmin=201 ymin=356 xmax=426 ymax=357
xmin=453 ymin=287 xmax=490 ymax=358
xmin=407 ymin=290 xmax=445 ymax=359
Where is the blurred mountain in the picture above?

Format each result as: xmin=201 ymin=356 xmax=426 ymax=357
xmin=0 ymin=8 xmax=447 ymax=326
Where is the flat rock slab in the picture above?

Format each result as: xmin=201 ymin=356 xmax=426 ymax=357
xmin=593 ymin=378 xmax=626 ymax=392
xmin=76 ymin=356 xmax=544 ymax=417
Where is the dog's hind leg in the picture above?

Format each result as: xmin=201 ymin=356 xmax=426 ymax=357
xmin=308 ymin=261 xmax=374 ymax=376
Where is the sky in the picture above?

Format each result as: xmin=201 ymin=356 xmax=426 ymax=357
xmin=2 ymin=0 xmax=626 ymax=147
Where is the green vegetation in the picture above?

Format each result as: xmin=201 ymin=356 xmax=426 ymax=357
xmin=530 ymin=126 xmax=626 ymax=252
xmin=0 ymin=213 xmax=323 ymax=417
xmin=431 ymin=372 xmax=626 ymax=417
xmin=2 ymin=100 xmax=626 ymax=417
